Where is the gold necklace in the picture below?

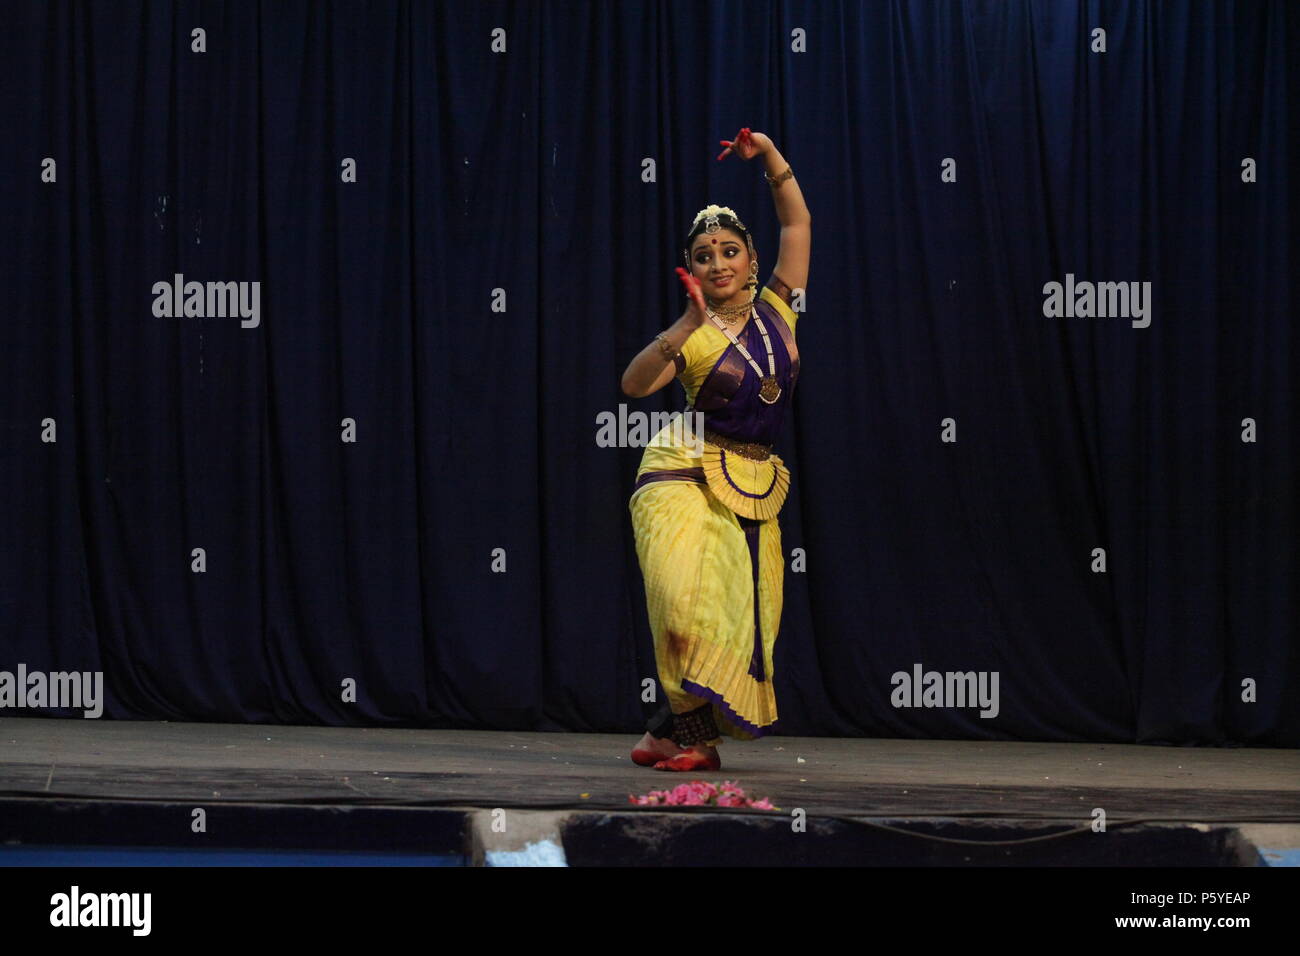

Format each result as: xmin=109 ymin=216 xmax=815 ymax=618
xmin=705 ymin=294 xmax=754 ymax=325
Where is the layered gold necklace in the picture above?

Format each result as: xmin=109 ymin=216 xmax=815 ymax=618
xmin=705 ymin=294 xmax=754 ymax=325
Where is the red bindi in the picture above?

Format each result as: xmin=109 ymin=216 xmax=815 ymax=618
xmin=711 ymin=239 xmax=717 ymax=244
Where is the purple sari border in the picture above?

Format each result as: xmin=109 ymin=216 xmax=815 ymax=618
xmin=631 ymin=467 xmax=706 ymax=495
xmin=680 ymin=678 xmax=778 ymax=738
xmin=759 ymin=294 xmax=799 ymax=372
xmin=741 ymin=518 xmax=766 ymax=681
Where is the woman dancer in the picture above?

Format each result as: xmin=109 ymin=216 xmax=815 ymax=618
xmin=621 ymin=128 xmax=811 ymax=771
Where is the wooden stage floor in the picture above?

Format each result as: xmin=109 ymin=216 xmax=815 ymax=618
xmin=2 ymin=716 xmax=1297 ymax=821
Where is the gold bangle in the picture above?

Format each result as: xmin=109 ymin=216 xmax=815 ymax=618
xmin=765 ymin=165 xmax=794 ymax=188
xmin=654 ymin=332 xmax=678 ymax=361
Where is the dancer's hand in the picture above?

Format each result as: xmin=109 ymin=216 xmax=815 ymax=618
xmin=676 ymin=267 xmax=708 ymax=328
xmin=717 ymin=127 xmax=770 ymax=161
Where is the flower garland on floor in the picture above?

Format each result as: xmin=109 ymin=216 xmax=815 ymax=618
xmin=628 ymin=779 xmax=777 ymax=810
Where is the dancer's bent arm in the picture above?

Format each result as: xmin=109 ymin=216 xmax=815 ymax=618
xmin=620 ymin=270 xmax=708 ymax=398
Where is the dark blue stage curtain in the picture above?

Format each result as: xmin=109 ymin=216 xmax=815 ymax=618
xmin=1 ymin=1 xmax=1296 ymax=745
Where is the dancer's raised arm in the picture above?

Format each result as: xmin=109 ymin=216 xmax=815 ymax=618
xmin=719 ymin=128 xmax=810 ymax=305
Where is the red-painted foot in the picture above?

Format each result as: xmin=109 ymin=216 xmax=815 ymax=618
xmin=631 ymin=748 xmax=665 ymax=766
xmin=652 ymin=750 xmax=721 ymax=772
xmin=631 ymin=732 xmax=685 ymax=766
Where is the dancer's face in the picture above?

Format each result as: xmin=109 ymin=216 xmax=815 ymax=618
xmin=689 ymin=228 xmax=752 ymax=307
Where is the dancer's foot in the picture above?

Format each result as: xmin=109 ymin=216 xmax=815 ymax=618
xmin=631 ymin=731 xmax=685 ymax=766
xmin=653 ymin=743 xmax=720 ymax=772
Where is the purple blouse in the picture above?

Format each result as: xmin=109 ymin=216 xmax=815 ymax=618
xmin=690 ymin=295 xmax=799 ymax=446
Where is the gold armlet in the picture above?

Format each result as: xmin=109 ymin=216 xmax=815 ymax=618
xmin=765 ymin=165 xmax=794 ymax=188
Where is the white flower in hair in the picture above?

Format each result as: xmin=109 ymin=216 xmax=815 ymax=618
xmin=692 ymin=204 xmax=747 ymax=233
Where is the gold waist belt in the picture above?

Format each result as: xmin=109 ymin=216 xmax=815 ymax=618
xmin=703 ymin=428 xmax=772 ymax=462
